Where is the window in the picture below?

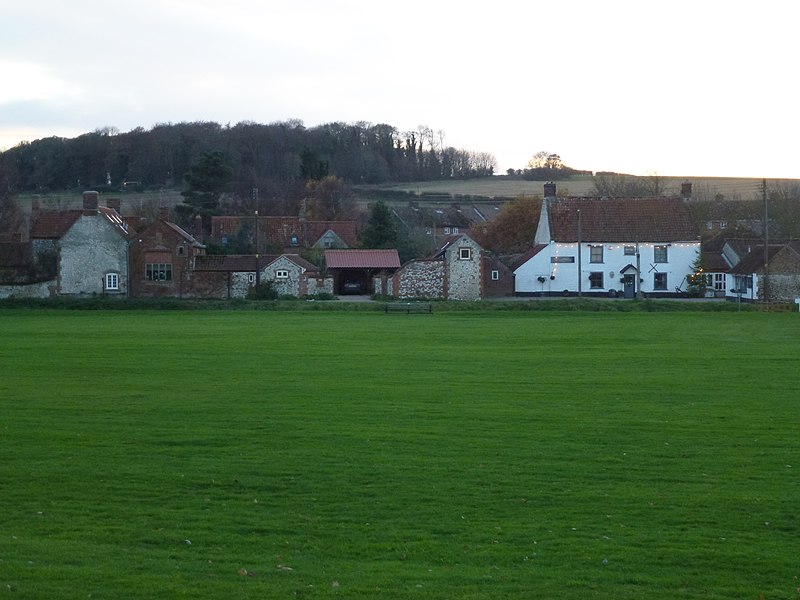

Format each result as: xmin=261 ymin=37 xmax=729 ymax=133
xmin=589 ymin=271 xmax=604 ymax=289
xmin=654 ymin=272 xmax=668 ymax=290
xmin=275 ymin=269 xmax=289 ymax=279
xmin=452 ymin=227 xmax=459 ymax=234
xmin=733 ymin=275 xmax=753 ymax=292
xmin=654 ymin=245 xmax=668 ymax=263
xmin=444 ymin=227 xmax=451 ymax=235
xmin=290 ymin=235 xmax=299 ymax=246
xmin=589 ymin=245 xmax=603 ymax=263
xmin=491 ymin=270 xmax=499 ymax=281
xmin=177 ymin=246 xmax=185 ymax=256
xmin=624 ymin=245 xmax=636 ymax=256
xmin=248 ymin=273 xmax=255 ymax=284
xmin=146 ymin=263 xmax=172 ymax=281
xmin=105 ymin=272 xmax=119 ymax=291
xmin=713 ymin=273 xmax=725 ymax=291
xmin=459 ymin=247 xmax=472 ymax=260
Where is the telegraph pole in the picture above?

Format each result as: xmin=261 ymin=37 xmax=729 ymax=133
xmin=254 ymin=208 xmax=260 ymax=287
xmin=576 ymin=209 xmax=582 ymax=297
xmin=762 ymin=179 xmax=769 ymax=302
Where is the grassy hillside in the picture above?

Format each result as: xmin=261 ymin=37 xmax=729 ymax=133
xmin=2 ymin=310 xmax=798 ymax=598
xmin=356 ymin=176 xmax=780 ymax=202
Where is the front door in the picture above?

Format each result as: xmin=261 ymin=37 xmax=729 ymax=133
xmin=622 ymin=275 xmax=635 ymax=299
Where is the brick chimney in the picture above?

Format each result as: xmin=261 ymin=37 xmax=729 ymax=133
xmin=543 ymin=182 xmax=557 ymax=198
xmin=680 ymin=182 xmax=693 ymax=198
xmin=106 ymin=198 xmax=121 ymax=213
xmin=82 ymin=191 xmax=99 ymax=211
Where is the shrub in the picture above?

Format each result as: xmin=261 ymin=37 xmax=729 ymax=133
xmin=247 ymin=281 xmax=278 ymax=300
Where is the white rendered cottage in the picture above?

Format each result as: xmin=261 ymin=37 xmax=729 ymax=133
xmin=514 ymin=194 xmax=700 ymax=298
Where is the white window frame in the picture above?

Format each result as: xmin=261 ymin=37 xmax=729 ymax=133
xmin=491 ymin=270 xmax=499 ymax=281
xmin=444 ymin=227 xmax=451 ymax=235
xmin=453 ymin=227 xmax=459 ymax=234
xmin=459 ymin=247 xmax=472 ymax=260
xmin=275 ymin=269 xmax=289 ymax=279
xmin=248 ymin=273 xmax=256 ymax=284
xmin=104 ymin=272 xmax=119 ymax=291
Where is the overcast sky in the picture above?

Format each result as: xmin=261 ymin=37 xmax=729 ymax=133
xmin=1 ymin=0 xmax=796 ymax=178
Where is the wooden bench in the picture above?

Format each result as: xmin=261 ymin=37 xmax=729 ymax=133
xmin=384 ymin=302 xmax=433 ymax=314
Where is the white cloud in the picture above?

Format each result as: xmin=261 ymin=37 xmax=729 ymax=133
xmin=1 ymin=0 xmax=797 ymax=177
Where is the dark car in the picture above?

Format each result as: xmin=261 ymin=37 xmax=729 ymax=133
xmin=341 ymin=281 xmax=363 ymax=294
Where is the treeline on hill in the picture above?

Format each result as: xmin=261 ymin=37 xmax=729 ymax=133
xmin=0 ymin=121 xmax=496 ymax=201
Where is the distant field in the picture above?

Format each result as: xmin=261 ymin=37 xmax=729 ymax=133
xmin=2 ymin=310 xmax=798 ymax=599
xmin=13 ymin=176 xmax=792 ymax=214
xmin=358 ymin=176 xmax=781 ymax=201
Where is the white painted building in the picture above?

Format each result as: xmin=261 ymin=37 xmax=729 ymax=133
xmin=514 ymin=195 xmax=700 ymax=297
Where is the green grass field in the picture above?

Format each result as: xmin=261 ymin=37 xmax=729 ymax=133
xmin=2 ymin=310 xmax=799 ymax=599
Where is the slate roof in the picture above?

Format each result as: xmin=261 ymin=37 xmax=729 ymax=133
xmin=547 ymin=197 xmax=699 ymax=242
xmin=702 ymin=251 xmax=732 ymax=273
xmin=164 ymin=221 xmax=204 ymax=247
xmin=98 ymin=206 xmax=132 ymax=237
xmin=728 ymin=245 xmax=784 ymax=275
xmin=324 ymin=249 xmax=401 ymax=269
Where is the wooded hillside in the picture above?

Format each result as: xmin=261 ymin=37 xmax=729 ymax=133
xmin=0 ymin=121 xmax=496 ymax=202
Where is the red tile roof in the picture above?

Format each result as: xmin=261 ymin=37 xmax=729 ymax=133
xmin=265 ymin=254 xmax=320 ymax=273
xmin=325 ymin=249 xmax=400 ymax=269
xmin=548 ymin=197 xmax=698 ymax=242
xmin=306 ymin=221 xmax=358 ymax=247
xmin=30 ymin=210 xmax=82 ymax=239
xmin=194 ymin=254 xmax=278 ymax=272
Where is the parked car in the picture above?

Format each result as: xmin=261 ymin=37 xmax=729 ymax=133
xmin=341 ymin=281 xmax=363 ymax=294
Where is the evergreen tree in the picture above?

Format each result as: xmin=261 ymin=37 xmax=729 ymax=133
xmin=360 ymin=201 xmax=397 ymax=248
xmin=176 ymin=151 xmax=232 ymax=231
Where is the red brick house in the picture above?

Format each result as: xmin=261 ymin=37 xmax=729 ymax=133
xmin=129 ymin=209 xmax=206 ymax=298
